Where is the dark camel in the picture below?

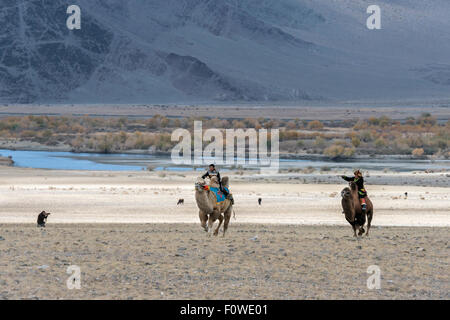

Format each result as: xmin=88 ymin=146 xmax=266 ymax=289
xmin=341 ymin=182 xmax=373 ymax=237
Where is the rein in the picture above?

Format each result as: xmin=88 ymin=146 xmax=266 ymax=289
xmin=195 ymin=183 xmax=209 ymax=191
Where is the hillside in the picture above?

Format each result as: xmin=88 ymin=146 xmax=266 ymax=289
xmin=1 ymin=0 xmax=449 ymax=103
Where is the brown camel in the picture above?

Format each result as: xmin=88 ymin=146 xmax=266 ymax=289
xmin=341 ymin=181 xmax=373 ymax=237
xmin=195 ymin=176 xmax=233 ymax=237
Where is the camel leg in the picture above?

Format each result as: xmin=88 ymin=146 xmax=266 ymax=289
xmin=207 ymin=210 xmax=220 ymax=237
xmin=351 ymin=224 xmax=357 ymax=237
xmin=223 ymin=207 xmax=232 ymax=237
xmin=358 ymin=225 xmax=365 ymax=236
xmin=366 ymin=211 xmax=373 ymax=237
xmin=214 ymin=214 xmax=224 ymax=236
xmin=199 ymin=210 xmax=208 ymax=232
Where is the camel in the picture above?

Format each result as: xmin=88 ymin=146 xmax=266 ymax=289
xmin=341 ymin=181 xmax=373 ymax=237
xmin=195 ymin=176 xmax=233 ymax=237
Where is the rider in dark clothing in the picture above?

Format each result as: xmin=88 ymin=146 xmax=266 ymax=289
xmin=341 ymin=169 xmax=367 ymax=213
xmin=202 ymin=164 xmax=233 ymax=204
xmin=202 ymin=164 xmax=227 ymax=195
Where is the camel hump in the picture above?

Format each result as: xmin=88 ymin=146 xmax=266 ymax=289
xmin=209 ymin=176 xmax=220 ymax=188
xmin=221 ymin=176 xmax=229 ymax=188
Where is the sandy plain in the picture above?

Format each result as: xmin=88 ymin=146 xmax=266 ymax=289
xmin=0 ymin=167 xmax=448 ymax=299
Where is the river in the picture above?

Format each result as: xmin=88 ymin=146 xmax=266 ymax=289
xmin=0 ymin=149 xmax=448 ymax=172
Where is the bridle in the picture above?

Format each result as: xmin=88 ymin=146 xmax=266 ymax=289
xmin=195 ymin=182 xmax=208 ymax=191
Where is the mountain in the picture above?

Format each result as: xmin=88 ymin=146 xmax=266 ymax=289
xmin=1 ymin=0 xmax=450 ymax=104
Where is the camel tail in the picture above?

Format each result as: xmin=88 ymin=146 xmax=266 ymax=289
xmin=233 ymin=209 xmax=236 ymax=220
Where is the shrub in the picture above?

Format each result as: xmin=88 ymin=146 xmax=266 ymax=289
xmin=308 ymin=120 xmax=324 ymax=130
xmin=375 ymin=138 xmax=387 ymax=148
xmin=351 ymin=136 xmax=361 ymax=147
xmin=20 ymin=130 xmax=36 ymax=138
xmin=324 ymin=145 xmax=355 ymax=159
xmin=378 ymin=116 xmax=392 ymax=127
xmin=302 ymin=166 xmax=316 ymax=174
xmin=360 ymin=131 xmax=373 ymax=142
xmin=314 ymin=136 xmax=326 ymax=147
xmin=157 ymin=171 xmax=166 ymax=178
xmin=412 ymin=148 xmax=425 ymax=157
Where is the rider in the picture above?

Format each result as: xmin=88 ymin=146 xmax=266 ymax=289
xmin=202 ymin=164 xmax=234 ymax=204
xmin=341 ymin=169 xmax=367 ymax=214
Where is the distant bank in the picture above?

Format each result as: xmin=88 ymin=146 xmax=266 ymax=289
xmin=0 ymin=156 xmax=14 ymax=166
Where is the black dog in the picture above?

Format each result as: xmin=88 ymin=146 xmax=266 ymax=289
xmin=177 ymin=199 xmax=184 ymax=205
xmin=37 ymin=211 xmax=51 ymax=227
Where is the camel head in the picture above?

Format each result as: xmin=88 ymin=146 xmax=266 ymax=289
xmin=195 ymin=177 xmax=207 ymax=192
xmin=349 ymin=181 xmax=358 ymax=192
xmin=341 ymin=187 xmax=352 ymax=200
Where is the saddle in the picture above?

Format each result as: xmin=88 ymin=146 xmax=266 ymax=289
xmin=206 ymin=186 xmax=230 ymax=203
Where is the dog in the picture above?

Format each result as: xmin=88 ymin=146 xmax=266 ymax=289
xmin=37 ymin=211 xmax=51 ymax=227
xmin=177 ymin=199 xmax=184 ymax=205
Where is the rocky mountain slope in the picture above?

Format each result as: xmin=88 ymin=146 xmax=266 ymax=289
xmin=0 ymin=0 xmax=449 ymax=104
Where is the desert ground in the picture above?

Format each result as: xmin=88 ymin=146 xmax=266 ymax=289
xmin=0 ymin=224 xmax=448 ymax=300
xmin=0 ymin=167 xmax=448 ymax=225
xmin=0 ymin=166 xmax=448 ymax=299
